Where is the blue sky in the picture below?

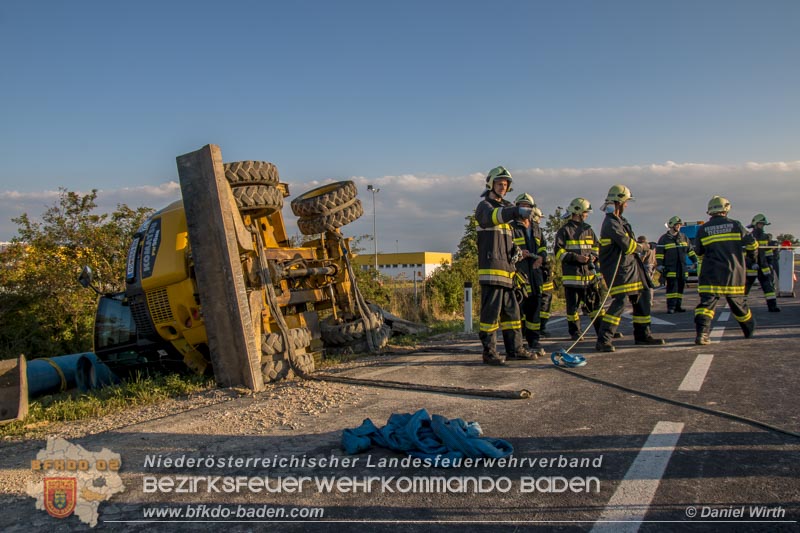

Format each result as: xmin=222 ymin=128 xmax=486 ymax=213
xmin=1 ymin=0 xmax=798 ymax=251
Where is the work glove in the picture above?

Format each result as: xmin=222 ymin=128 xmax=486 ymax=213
xmin=517 ymin=206 xmax=532 ymax=219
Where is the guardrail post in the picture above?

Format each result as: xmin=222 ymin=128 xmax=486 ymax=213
xmin=464 ymin=282 xmax=473 ymax=333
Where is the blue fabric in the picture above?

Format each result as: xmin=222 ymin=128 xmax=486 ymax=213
xmin=341 ymin=409 xmax=513 ymax=462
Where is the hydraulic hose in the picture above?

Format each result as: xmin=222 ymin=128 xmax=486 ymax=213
xmin=553 ymin=365 xmax=800 ymax=439
xmin=306 ymin=372 xmax=531 ymax=399
xmin=251 ymin=223 xmax=302 ymax=373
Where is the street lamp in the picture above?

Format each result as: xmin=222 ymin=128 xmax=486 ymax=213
xmin=366 ymin=184 xmax=380 ymax=272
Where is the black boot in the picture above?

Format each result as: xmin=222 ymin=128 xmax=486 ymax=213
xmin=526 ymin=330 xmax=544 ymax=358
xmin=635 ymin=336 xmax=667 ymax=345
xmin=595 ymin=341 xmax=615 ymax=352
xmin=768 ymin=300 xmax=781 ymax=312
xmin=695 ymin=333 xmax=711 ymax=345
xmin=506 ymin=348 xmax=535 ymax=361
xmin=595 ymin=323 xmax=615 ymax=352
xmin=634 ymin=324 xmax=666 ymax=345
xmin=479 ymin=331 xmax=505 ymax=365
xmin=503 ymin=329 xmax=534 ymax=360
xmin=483 ymin=355 xmax=506 ymax=365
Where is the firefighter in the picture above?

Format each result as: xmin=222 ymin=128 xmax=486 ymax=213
xmin=475 ymin=166 xmax=535 ymax=365
xmin=656 ymin=216 xmax=698 ymax=313
xmin=532 ymin=207 xmax=554 ymax=337
xmin=511 ymin=193 xmax=546 ymax=357
xmin=745 ymin=214 xmax=780 ymax=312
xmin=638 ymin=235 xmax=657 ymax=303
xmin=694 ymin=197 xmax=758 ymax=344
xmin=554 ymin=198 xmax=604 ymax=341
xmin=596 ymin=185 xmax=665 ymax=352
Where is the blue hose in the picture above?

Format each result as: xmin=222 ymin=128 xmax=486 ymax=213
xmin=26 ymin=353 xmax=119 ymax=398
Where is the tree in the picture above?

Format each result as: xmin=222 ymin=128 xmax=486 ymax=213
xmin=455 ymin=215 xmax=478 ymax=261
xmin=0 ymin=189 xmax=153 ymax=359
xmin=426 ymin=215 xmax=479 ymax=316
xmin=542 ymin=206 xmax=567 ymax=295
xmin=541 ymin=205 xmax=566 ymax=254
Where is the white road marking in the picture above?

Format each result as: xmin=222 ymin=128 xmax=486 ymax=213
xmin=708 ymin=327 xmax=725 ymax=343
xmin=709 ymin=306 xmax=729 ymax=343
xmin=551 ymin=314 xmax=676 ymax=326
xmin=592 ymin=421 xmax=685 ymax=533
xmin=621 ymin=312 xmax=675 ymax=326
xmin=678 ymin=354 xmax=714 ymax=391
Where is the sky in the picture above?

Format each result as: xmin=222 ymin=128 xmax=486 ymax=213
xmin=1 ymin=0 xmax=798 ymax=255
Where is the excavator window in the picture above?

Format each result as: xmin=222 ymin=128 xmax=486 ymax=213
xmin=94 ymin=294 xmax=138 ymax=353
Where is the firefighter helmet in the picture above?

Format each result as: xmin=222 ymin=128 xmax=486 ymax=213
xmin=751 ymin=213 xmax=770 ymax=226
xmin=485 ymin=166 xmax=513 ymax=191
xmin=567 ymin=197 xmax=592 ymax=216
xmin=707 ymin=196 xmax=731 ymax=215
xmin=532 ymin=206 xmax=543 ymax=222
xmin=514 ymin=193 xmax=535 ymax=207
xmin=668 ymin=216 xmax=683 ymax=227
xmin=605 ymin=184 xmax=634 ymax=203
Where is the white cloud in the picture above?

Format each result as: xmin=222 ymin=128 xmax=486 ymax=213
xmin=3 ymin=162 xmax=799 ymax=255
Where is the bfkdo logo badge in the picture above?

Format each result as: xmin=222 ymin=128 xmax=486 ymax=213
xmin=28 ymin=438 xmax=124 ymax=527
xmin=43 ymin=477 xmax=77 ymax=519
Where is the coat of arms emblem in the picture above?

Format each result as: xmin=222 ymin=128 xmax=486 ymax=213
xmin=43 ymin=477 xmax=77 ymax=519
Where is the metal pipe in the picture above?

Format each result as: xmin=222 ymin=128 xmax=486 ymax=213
xmin=284 ymin=266 xmax=337 ymax=279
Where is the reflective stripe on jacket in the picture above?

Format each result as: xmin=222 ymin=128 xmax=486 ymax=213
xmin=599 ymin=213 xmax=647 ymax=296
xmin=748 ymin=226 xmax=772 ymax=277
xmin=511 ymin=220 xmax=547 ymax=289
xmin=694 ymin=215 xmax=757 ymax=295
xmin=554 ymin=220 xmax=598 ymax=288
xmin=475 ymin=195 xmax=521 ymax=288
xmin=656 ymin=231 xmax=697 ymax=274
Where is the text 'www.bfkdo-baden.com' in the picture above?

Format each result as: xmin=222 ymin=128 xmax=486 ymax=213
xmin=139 ymin=504 xmax=324 ymax=521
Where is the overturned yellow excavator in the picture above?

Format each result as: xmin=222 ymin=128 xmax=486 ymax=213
xmin=86 ymin=147 xmax=390 ymax=385
xmin=1 ymin=144 xmax=391 ymax=423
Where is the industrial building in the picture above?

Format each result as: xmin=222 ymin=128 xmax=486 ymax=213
xmin=353 ymin=252 xmax=452 ymax=279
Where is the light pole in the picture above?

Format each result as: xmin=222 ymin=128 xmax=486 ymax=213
xmin=367 ymin=184 xmax=380 ymax=272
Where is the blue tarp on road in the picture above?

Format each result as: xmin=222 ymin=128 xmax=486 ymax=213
xmin=342 ymin=408 xmax=513 ymax=463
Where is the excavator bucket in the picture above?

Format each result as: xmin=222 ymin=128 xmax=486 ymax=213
xmin=0 ymin=355 xmax=28 ymax=425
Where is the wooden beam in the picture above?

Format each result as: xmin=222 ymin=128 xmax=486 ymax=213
xmin=176 ymin=145 xmax=263 ymax=391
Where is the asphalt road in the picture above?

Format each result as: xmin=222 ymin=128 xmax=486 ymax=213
xmin=2 ymin=287 xmax=798 ymax=532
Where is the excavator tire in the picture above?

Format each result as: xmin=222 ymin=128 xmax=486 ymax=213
xmin=297 ymin=199 xmax=363 ymax=236
xmin=320 ymin=306 xmax=383 ymax=346
xmin=260 ymin=327 xmax=313 ymax=382
xmin=232 ymin=184 xmax=284 ymax=214
xmin=324 ymin=324 xmax=391 ymax=357
xmin=290 ymin=181 xmax=358 ymax=218
xmin=287 ymin=348 xmax=315 ymax=378
xmin=223 ymin=161 xmax=280 ymax=187
xmin=261 ymin=353 xmax=290 ymax=382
